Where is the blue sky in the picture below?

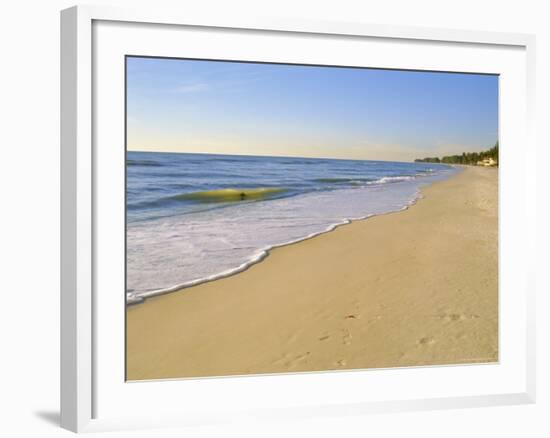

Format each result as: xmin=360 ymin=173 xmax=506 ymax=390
xmin=126 ymin=56 xmax=498 ymax=162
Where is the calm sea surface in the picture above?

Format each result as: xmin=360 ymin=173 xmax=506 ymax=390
xmin=126 ymin=151 xmax=457 ymax=303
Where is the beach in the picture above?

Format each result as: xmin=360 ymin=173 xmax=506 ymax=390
xmin=126 ymin=166 xmax=498 ymax=380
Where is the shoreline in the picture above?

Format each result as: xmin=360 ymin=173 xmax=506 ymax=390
xmin=127 ymin=166 xmax=497 ymax=380
xmin=128 ymin=210 xmax=397 ymax=305
xmin=128 ymin=173 xmax=447 ymax=305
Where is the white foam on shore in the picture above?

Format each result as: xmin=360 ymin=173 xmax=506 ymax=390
xmin=126 ymin=216 xmax=359 ymax=305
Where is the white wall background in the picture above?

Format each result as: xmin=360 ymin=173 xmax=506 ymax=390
xmin=0 ymin=0 xmax=547 ymax=436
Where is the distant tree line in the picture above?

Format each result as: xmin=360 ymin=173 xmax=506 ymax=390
xmin=415 ymin=142 xmax=498 ymax=166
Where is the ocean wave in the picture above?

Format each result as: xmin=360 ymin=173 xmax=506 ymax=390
xmin=315 ymin=175 xmax=419 ymax=186
xmin=127 ymin=176 xmax=420 ymax=214
xmin=368 ymin=175 xmax=416 ymax=184
xmin=169 ymin=187 xmax=289 ymax=203
xmin=127 ymin=159 xmax=163 ymax=167
xmin=315 ymin=177 xmax=377 ymax=184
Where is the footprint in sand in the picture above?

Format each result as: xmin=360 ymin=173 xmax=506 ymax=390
xmin=417 ymin=336 xmax=436 ymax=346
xmin=272 ymin=353 xmax=291 ymax=366
xmin=274 ymin=351 xmax=311 ymax=368
xmin=295 ymin=352 xmax=311 ymax=361
xmin=285 ymin=333 xmax=298 ymax=344
xmin=342 ymin=329 xmax=353 ymax=345
xmin=455 ymin=332 xmax=468 ymax=340
xmin=446 ymin=313 xmax=465 ymax=321
xmin=287 ymin=352 xmax=311 ymax=368
xmin=435 ymin=312 xmax=480 ymax=322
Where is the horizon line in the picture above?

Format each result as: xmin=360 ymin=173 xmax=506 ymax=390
xmin=126 ymin=146 xmax=496 ymax=164
xmin=126 ymin=149 xmax=424 ymax=164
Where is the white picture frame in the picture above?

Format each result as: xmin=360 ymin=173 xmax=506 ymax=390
xmin=60 ymin=4 xmax=537 ymax=433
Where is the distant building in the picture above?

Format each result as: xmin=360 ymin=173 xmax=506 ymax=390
xmin=476 ymin=157 xmax=497 ymax=167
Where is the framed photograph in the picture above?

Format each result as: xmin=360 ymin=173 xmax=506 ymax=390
xmin=61 ymin=5 xmax=536 ymax=433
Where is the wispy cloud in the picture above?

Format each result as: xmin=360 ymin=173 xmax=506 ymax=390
xmin=174 ymin=82 xmax=210 ymax=93
xmin=173 ymin=69 xmax=267 ymax=95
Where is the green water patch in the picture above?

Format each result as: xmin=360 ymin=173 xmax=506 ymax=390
xmin=171 ymin=187 xmax=289 ymax=203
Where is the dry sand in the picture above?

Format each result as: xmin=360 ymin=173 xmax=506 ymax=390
xmin=126 ymin=166 xmax=498 ymax=380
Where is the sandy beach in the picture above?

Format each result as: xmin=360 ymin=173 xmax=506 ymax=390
xmin=126 ymin=166 xmax=498 ymax=380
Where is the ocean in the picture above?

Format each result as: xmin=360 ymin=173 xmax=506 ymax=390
xmin=126 ymin=151 xmax=457 ymax=304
